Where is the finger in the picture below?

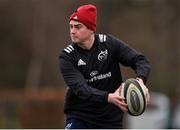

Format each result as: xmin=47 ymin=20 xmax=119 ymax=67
xmin=119 ymin=83 xmax=125 ymax=90
xmin=116 ymin=100 xmax=127 ymax=107
xmin=119 ymin=83 xmax=124 ymax=90
xmin=144 ymin=87 xmax=150 ymax=103
xmin=121 ymin=83 xmax=125 ymax=87
xmin=141 ymin=84 xmax=150 ymax=104
xmin=119 ymin=105 xmax=128 ymax=112
xmin=116 ymin=96 xmax=125 ymax=100
xmin=113 ymin=99 xmax=128 ymax=112
xmin=146 ymin=92 xmax=150 ymax=104
xmin=119 ymin=101 xmax=127 ymax=107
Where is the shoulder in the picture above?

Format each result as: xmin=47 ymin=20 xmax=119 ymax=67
xmin=96 ymin=34 xmax=112 ymax=48
xmin=96 ymin=33 xmax=114 ymax=43
xmin=96 ymin=34 xmax=107 ymax=43
xmin=96 ymin=33 xmax=124 ymax=44
xmin=62 ymin=44 xmax=75 ymax=54
xmin=59 ymin=43 xmax=77 ymax=62
xmin=96 ymin=33 xmax=127 ymax=49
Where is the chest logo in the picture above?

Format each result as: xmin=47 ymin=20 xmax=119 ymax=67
xmin=98 ymin=50 xmax=108 ymax=61
xmin=90 ymin=70 xmax=98 ymax=77
xmin=78 ymin=59 xmax=86 ymax=66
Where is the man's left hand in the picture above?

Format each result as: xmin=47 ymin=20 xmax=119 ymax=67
xmin=136 ymin=77 xmax=150 ymax=104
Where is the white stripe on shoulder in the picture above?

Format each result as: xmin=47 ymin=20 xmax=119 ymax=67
xmin=66 ymin=46 xmax=72 ymax=52
xmin=103 ymin=35 xmax=107 ymax=42
xmin=64 ymin=48 xmax=70 ymax=53
xmin=68 ymin=45 xmax=74 ymax=50
xmin=99 ymin=34 xmax=107 ymax=43
xmin=63 ymin=44 xmax=74 ymax=54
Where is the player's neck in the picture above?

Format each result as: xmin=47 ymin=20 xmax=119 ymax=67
xmin=78 ymin=34 xmax=95 ymax=50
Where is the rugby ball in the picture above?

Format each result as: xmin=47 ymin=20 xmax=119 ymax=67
xmin=120 ymin=78 xmax=147 ymax=116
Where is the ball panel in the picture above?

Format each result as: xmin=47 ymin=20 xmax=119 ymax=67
xmin=130 ymin=90 xmax=140 ymax=112
xmin=126 ymin=83 xmax=146 ymax=116
xmin=121 ymin=78 xmax=147 ymax=116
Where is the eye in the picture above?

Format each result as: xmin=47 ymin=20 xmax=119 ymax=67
xmin=75 ymin=24 xmax=82 ymax=30
xmin=69 ymin=24 xmax=73 ymax=29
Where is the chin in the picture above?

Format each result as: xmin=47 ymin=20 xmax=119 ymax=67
xmin=71 ymin=40 xmax=78 ymax=44
xmin=72 ymin=42 xmax=78 ymax=44
xmin=71 ymin=39 xmax=79 ymax=44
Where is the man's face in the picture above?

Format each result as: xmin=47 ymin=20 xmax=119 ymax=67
xmin=69 ymin=20 xmax=93 ymax=44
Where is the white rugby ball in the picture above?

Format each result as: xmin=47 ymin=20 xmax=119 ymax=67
xmin=120 ymin=78 xmax=147 ymax=116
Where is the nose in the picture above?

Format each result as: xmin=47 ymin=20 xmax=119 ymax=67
xmin=70 ymin=27 xmax=76 ymax=34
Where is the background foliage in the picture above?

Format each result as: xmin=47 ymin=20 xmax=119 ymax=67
xmin=0 ymin=0 xmax=179 ymax=128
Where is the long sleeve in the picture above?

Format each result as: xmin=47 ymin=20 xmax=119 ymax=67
xmin=59 ymin=57 xmax=108 ymax=103
xmin=110 ymin=35 xmax=151 ymax=83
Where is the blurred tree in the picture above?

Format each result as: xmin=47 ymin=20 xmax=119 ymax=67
xmin=25 ymin=0 xmax=48 ymax=90
xmin=151 ymin=0 xmax=179 ymax=97
xmin=0 ymin=0 xmax=180 ymax=128
xmin=151 ymin=1 xmax=180 ymax=128
xmin=0 ymin=0 xmax=179 ymax=95
xmin=0 ymin=0 xmax=32 ymax=89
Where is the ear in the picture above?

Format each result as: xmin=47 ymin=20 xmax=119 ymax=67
xmin=90 ymin=29 xmax=94 ymax=34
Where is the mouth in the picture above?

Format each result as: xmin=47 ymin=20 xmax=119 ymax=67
xmin=71 ymin=36 xmax=79 ymax=43
xmin=71 ymin=36 xmax=77 ymax=39
xmin=71 ymin=34 xmax=77 ymax=38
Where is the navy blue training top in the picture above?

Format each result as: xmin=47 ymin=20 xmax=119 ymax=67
xmin=59 ymin=34 xmax=150 ymax=128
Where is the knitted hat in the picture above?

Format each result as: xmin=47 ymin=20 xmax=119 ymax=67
xmin=69 ymin=4 xmax=97 ymax=32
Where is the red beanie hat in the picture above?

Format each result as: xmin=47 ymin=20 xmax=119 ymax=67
xmin=69 ymin=4 xmax=97 ymax=32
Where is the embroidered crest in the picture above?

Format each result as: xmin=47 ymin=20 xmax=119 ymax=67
xmin=98 ymin=50 xmax=108 ymax=61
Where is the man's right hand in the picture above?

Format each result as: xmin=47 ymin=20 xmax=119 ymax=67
xmin=107 ymin=83 xmax=128 ymax=112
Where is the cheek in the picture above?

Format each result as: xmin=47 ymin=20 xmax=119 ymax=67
xmin=80 ymin=30 xmax=91 ymax=38
xmin=75 ymin=31 xmax=85 ymax=39
xmin=78 ymin=29 xmax=86 ymax=34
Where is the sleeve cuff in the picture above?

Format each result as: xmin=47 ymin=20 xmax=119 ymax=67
xmin=136 ymin=75 xmax=147 ymax=84
xmin=104 ymin=92 xmax=109 ymax=103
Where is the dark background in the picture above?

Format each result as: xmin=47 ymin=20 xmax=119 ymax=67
xmin=0 ymin=0 xmax=179 ymax=128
